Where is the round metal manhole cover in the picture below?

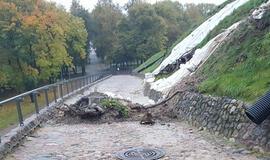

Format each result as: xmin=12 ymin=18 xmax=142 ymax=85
xmin=116 ymin=147 xmax=165 ymax=160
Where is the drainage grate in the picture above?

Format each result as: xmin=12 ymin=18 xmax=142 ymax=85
xmin=116 ymin=147 xmax=165 ymax=160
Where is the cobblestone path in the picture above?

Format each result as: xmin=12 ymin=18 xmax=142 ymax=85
xmin=5 ymin=121 xmax=257 ymax=160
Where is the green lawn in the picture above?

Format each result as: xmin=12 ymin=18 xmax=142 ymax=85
xmin=0 ymin=89 xmax=57 ymax=130
xmin=134 ymin=50 xmax=165 ymax=73
xmin=198 ymin=17 xmax=270 ymax=103
xmin=0 ymin=82 xmax=78 ymax=130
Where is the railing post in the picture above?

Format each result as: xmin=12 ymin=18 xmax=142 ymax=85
xmin=82 ymin=78 xmax=84 ymax=87
xmin=71 ymin=80 xmax=74 ymax=92
xmin=66 ymin=81 xmax=69 ymax=95
xmin=76 ymin=80 xmax=78 ymax=90
xmin=80 ymin=79 xmax=82 ymax=88
xmin=33 ymin=92 xmax=39 ymax=114
xmin=53 ymin=85 xmax=57 ymax=103
xmin=59 ymin=83 xmax=63 ymax=99
xmin=44 ymin=88 xmax=49 ymax=107
xmin=16 ymin=97 xmax=24 ymax=126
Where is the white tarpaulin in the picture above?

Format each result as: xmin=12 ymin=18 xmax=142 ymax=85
xmin=151 ymin=21 xmax=242 ymax=92
xmin=152 ymin=0 xmax=249 ymax=75
xmin=149 ymin=0 xmax=270 ymax=93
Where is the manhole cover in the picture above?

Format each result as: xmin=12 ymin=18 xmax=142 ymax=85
xmin=116 ymin=147 xmax=165 ymax=160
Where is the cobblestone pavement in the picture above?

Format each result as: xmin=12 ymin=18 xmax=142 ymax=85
xmin=6 ymin=121 xmax=258 ymax=160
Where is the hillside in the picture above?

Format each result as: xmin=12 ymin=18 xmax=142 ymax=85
xmin=142 ymin=0 xmax=270 ymax=103
xmin=198 ymin=9 xmax=270 ymax=103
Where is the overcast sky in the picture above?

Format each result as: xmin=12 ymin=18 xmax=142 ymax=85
xmin=49 ymin=0 xmax=227 ymax=11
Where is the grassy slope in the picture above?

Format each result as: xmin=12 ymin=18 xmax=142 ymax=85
xmin=198 ymin=17 xmax=270 ymax=103
xmin=198 ymin=0 xmax=269 ymax=48
xmin=134 ymin=0 xmax=238 ymax=73
xmin=134 ymin=50 xmax=165 ymax=73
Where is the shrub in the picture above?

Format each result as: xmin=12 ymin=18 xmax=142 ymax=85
xmin=101 ymin=99 xmax=128 ymax=118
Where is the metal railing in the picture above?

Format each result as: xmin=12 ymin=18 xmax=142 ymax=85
xmin=0 ymin=72 xmax=111 ymax=143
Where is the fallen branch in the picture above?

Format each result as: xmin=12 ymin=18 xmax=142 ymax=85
xmin=144 ymin=90 xmax=184 ymax=109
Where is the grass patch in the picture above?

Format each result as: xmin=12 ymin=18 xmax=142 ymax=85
xmin=0 ymin=90 xmax=56 ymax=130
xmin=102 ymin=99 xmax=128 ymax=118
xmin=198 ymin=0 xmax=269 ymax=48
xmin=198 ymin=20 xmax=270 ymax=103
xmin=134 ymin=50 xmax=165 ymax=73
xmin=0 ymin=82 xmax=77 ymax=131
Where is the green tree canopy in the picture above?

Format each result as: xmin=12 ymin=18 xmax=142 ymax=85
xmin=0 ymin=0 xmax=87 ymax=92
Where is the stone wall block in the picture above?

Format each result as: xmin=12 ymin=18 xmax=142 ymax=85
xmin=169 ymin=91 xmax=270 ymax=152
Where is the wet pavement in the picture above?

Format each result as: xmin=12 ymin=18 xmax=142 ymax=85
xmin=88 ymin=75 xmax=154 ymax=106
xmin=5 ymin=121 xmax=258 ymax=160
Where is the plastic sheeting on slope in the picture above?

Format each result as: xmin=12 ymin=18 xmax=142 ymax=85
xmin=149 ymin=0 xmax=270 ymax=93
xmin=152 ymin=0 xmax=249 ymax=75
xmin=150 ymin=21 xmax=242 ymax=92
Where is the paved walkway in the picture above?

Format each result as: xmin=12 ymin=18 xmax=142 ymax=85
xmin=5 ymin=121 xmax=257 ymax=160
xmin=85 ymin=51 xmax=108 ymax=75
xmin=88 ymin=75 xmax=154 ymax=106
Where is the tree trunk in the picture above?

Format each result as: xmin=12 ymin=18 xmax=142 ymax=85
xmin=82 ymin=64 xmax=86 ymax=76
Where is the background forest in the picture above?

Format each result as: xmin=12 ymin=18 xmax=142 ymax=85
xmin=0 ymin=0 xmax=215 ymax=95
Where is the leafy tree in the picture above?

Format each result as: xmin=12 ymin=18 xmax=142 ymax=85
xmin=197 ymin=3 xmax=216 ymax=15
xmin=65 ymin=14 xmax=88 ymax=75
xmin=0 ymin=0 xmax=87 ymax=92
xmin=154 ymin=1 xmax=185 ymax=46
xmin=70 ymin=0 xmax=92 ymax=74
xmin=114 ymin=2 xmax=167 ymax=63
xmin=91 ymin=0 xmax=123 ymax=61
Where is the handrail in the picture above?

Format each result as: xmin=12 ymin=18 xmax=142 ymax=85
xmin=0 ymin=68 xmax=141 ymax=144
xmin=0 ymin=71 xmax=110 ymax=137
xmin=0 ymin=72 xmax=107 ymax=106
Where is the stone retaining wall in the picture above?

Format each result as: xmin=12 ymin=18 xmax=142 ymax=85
xmin=167 ymin=92 xmax=270 ymax=152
